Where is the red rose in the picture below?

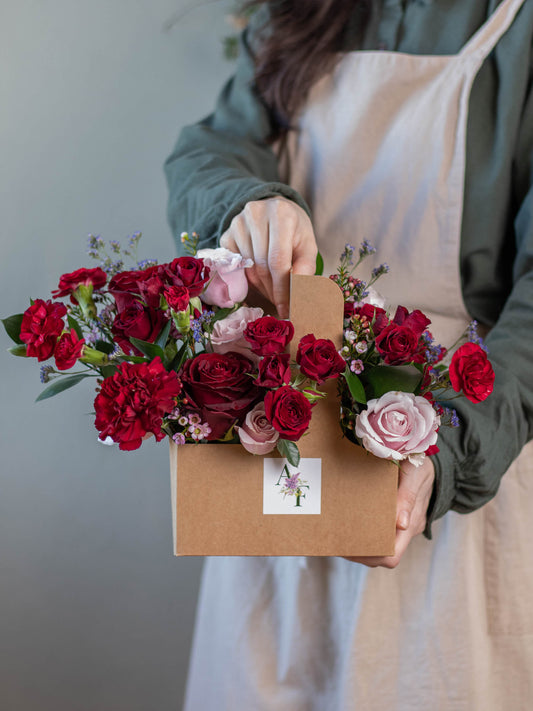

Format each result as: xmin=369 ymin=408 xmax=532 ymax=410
xmin=108 ymin=267 xmax=160 ymax=310
xmin=164 ymin=285 xmax=190 ymax=312
xmin=449 ymin=342 xmax=495 ymax=403
xmin=180 ymin=352 xmax=262 ymax=439
xmin=375 ymin=306 xmax=431 ymax=365
xmin=391 ymin=305 xmax=431 ymax=337
xmin=256 ymin=353 xmax=291 ymax=388
xmin=94 ymin=357 xmax=182 ymax=451
xmin=264 ymin=386 xmax=313 ymax=441
xmin=244 ymin=316 xmax=294 ymax=356
xmin=296 ymin=333 xmax=346 ymax=384
xmin=352 ymin=303 xmax=389 ymax=336
xmin=52 ymin=267 xmax=107 ymax=300
xmin=55 ymin=329 xmax=85 ymax=370
xmin=162 ymin=257 xmax=210 ymax=297
xmin=111 ymin=302 xmax=167 ymax=355
xmin=20 ymin=299 xmax=67 ymax=361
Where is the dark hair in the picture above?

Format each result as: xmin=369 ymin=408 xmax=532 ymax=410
xmin=247 ymin=1 xmax=370 ymax=137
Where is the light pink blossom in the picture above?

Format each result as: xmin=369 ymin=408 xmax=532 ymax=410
xmin=355 ymin=391 xmax=439 ymax=466
xmin=196 ymin=247 xmax=253 ymax=308
xmin=236 ymin=402 xmax=279 ymax=455
xmin=210 ymin=305 xmax=264 ymax=360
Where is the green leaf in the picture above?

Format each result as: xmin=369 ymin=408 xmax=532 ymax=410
xmin=156 ymin=320 xmax=172 ymax=349
xmin=344 ymin=367 xmax=367 ymax=404
xmin=100 ymin=365 xmax=118 ymax=378
xmin=365 ymin=365 xmax=422 ymax=399
xmin=315 ymin=252 xmax=324 ymax=276
xmin=277 ymin=439 xmax=301 ymax=467
xmin=67 ymin=314 xmax=83 ymax=340
xmin=36 ymin=373 xmax=94 ymax=402
xmin=2 ymin=314 xmax=24 ymax=344
xmin=169 ymin=340 xmax=191 ymax=372
xmin=128 ymin=337 xmax=165 ymax=360
xmin=8 ymin=344 xmax=27 ymax=357
xmin=95 ymin=339 xmax=115 ymax=355
xmin=210 ymin=306 xmax=237 ymax=325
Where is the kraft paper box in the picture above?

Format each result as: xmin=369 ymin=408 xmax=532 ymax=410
xmin=169 ymin=274 xmax=398 ymax=557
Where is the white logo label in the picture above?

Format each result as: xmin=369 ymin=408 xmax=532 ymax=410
xmin=263 ymin=458 xmax=322 ymax=515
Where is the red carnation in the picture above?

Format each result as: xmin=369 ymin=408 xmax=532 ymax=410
xmin=164 ymin=285 xmax=190 ymax=313
xmin=243 ymin=316 xmax=294 ymax=356
xmin=256 ymin=353 xmax=291 ymax=388
xmin=52 ymin=267 xmax=107 ymax=300
xmin=111 ymin=302 xmax=167 ymax=355
xmin=94 ymin=357 xmax=182 ymax=451
xmin=55 ymin=329 xmax=85 ymax=370
xmin=20 ymin=299 xmax=67 ymax=361
xmin=180 ymin=352 xmax=262 ymax=440
xmin=296 ymin=333 xmax=346 ymax=384
xmin=449 ymin=342 xmax=495 ymax=403
xmin=264 ymin=386 xmax=313 ymax=441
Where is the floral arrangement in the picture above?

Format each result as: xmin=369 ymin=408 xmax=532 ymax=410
xmin=3 ymin=233 xmax=494 ymax=469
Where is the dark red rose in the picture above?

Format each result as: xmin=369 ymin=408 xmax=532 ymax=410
xmin=264 ymin=386 xmax=313 ymax=441
xmin=111 ymin=301 xmax=167 ymax=355
xmin=52 ymin=267 xmax=107 ymax=299
xmin=162 ymin=257 xmax=210 ymax=297
xmin=375 ymin=323 xmax=420 ymax=365
xmin=180 ymin=352 xmax=262 ymax=439
xmin=94 ymin=357 xmax=182 ymax=451
xmin=296 ymin=333 xmax=346 ymax=384
xmin=108 ymin=267 xmax=160 ymax=311
xmin=137 ymin=274 xmax=167 ymax=309
xmin=164 ymin=285 xmax=190 ymax=313
xmin=449 ymin=342 xmax=495 ymax=403
xmin=244 ymin=316 xmax=294 ymax=356
xmin=391 ymin=305 xmax=431 ymax=337
xmin=55 ymin=329 xmax=85 ymax=370
xmin=256 ymin=353 xmax=291 ymax=388
xmin=352 ymin=303 xmax=389 ymax=336
xmin=20 ymin=299 xmax=67 ymax=361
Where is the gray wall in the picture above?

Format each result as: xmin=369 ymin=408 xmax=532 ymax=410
xmin=0 ymin=2 xmax=234 ymax=709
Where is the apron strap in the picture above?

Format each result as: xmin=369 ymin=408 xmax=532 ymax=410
xmin=459 ymin=0 xmax=527 ymax=60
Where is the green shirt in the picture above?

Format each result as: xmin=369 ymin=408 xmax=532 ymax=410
xmin=164 ymin=0 xmax=533 ymax=536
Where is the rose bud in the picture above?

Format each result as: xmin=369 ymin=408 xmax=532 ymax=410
xmin=196 ymin=247 xmax=253 ymax=308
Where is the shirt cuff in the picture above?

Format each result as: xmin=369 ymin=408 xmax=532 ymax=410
xmin=424 ymin=437 xmax=457 ymax=539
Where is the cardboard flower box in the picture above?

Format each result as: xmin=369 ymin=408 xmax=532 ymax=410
xmin=169 ymin=274 xmax=398 ymax=557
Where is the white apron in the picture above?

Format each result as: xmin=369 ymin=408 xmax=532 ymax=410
xmin=184 ymin=1 xmax=533 ymax=708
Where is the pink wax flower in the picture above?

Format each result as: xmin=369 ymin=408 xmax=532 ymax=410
xmin=236 ymin=402 xmax=279 ymax=455
xmin=196 ymin=247 xmax=253 ymax=308
xmin=354 ymin=391 xmax=439 ymax=466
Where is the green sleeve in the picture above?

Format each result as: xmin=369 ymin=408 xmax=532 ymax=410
xmin=163 ymin=13 xmax=310 ymax=254
xmin=425 ymin=55 xmax=533 ymax=538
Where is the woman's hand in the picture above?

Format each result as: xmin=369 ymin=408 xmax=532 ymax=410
xmin=219 ymin=197 xmax=318 ymax=318
xmin=344 ymin=457 xmax=435 ymax=568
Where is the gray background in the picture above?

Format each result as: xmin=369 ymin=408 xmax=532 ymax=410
xmin=0 ymin=2 xmax=235 ymax=708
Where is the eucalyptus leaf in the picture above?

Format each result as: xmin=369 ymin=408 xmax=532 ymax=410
xmin=128 ymin=337 xmax=165 ymax=360
xmin=36 ymin=373 xmax=95 ymax=402
xmin=365 ymin=365 xmax=422 ymax=398
xmin=67 ymin=314 xmax=83 ymax=340
xmin=8 ymin=344 xmax=27 ymax=357
xmin=277 ymin=439 xmax=301 ymax=467
xmin=344 ymin=367 xmax=367 ymax=404
xmin=1 ymin=314 xmax=24 ymax=344
xmin=315 ymin=252 xmax=324 ymax=276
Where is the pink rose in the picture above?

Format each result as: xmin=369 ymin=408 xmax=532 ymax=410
xmin=210 ymin=306 xmax=264 ymax=360
xmin=196 ymin=247 xmax=253 ymax=308
xmin=354 ymin=391 xmax=439 ymax=466
xmin=235 ymin=402 xmax=279 ymax=455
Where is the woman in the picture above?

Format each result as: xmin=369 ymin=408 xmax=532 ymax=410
xmin=165 ymin=1 xmax=533 ymax=708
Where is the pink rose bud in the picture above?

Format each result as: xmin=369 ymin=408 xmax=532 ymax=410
xmin=354 ymin=391 xmax=439 ymax=466
xmin=196 ymin=247 xmax=253 ymax=308
xmin=210 ymin=306 xmax=264 ymax=361
xmin=235 ymin=402 xmax=279 ymax=455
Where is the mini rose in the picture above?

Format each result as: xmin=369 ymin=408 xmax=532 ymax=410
xmin=256 ymin=353 xmax=291 ymax=388
xmin=235 ymin=402 xmax=279 ymax=455
xmin=355 ymin=391 xmax=439 ymax=466
xmin=244 ymin=316 xmax=294 ymax=356
xmin=449 ymin=342 xmax=495 ymax=403
xmin=196 ymin=247 xmax=253 ymax=308
xmin=264 ymin=385 xmax=313 ymax=441
xmin=210 ymin=306 xmax=264 ymax=359
xmin=162 ymin=256 xmax=210 ymax=297
xmin=296 ymin=333 xmax=346 ymax=384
